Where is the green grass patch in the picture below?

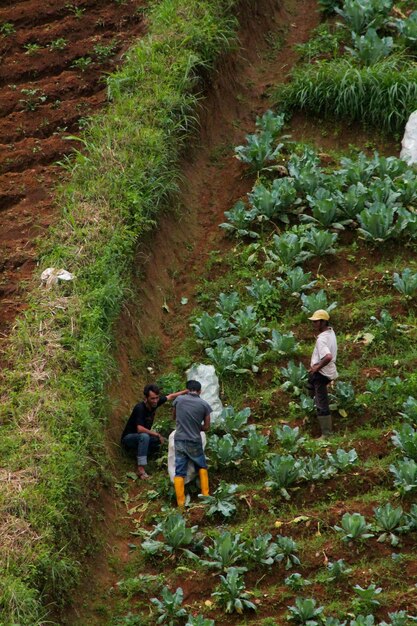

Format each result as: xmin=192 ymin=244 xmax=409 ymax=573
xmin=0 ymin=0 xmax=242 ymax=623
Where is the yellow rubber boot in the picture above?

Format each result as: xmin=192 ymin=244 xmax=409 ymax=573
xmin=174 ymin=476 xmax=185 ymax=508
xmin=199 ymin=468 xmax=209 ymax=496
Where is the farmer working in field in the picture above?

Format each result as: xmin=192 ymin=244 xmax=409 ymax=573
xmin=121 ymin=383 xmax=188 ymax=480
xmin=172 ymin=379 xmax=212 ymax=508
xmin=307 ymin=309 xmax=338 ymax=438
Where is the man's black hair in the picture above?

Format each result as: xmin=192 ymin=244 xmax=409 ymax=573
xmin=186 ymin=379 xmax=201 ymax=392
xmin=143 ymin=383 xmax=160 ymax=397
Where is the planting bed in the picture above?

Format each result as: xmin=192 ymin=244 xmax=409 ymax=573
xmin=0 ymin=0 xmax=146 ymax=346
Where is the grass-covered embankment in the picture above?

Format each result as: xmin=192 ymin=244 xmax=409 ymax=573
xmin=0 ymin=0 xmax=242 ymax=622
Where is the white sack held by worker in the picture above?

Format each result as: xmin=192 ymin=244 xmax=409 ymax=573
xmin=186 ymin=363 xmax=223 ymax=424
xmin=400 ymin=110 xmax=417 ymax=164
xmin=167 ymin=430 xmax=207 ymax=484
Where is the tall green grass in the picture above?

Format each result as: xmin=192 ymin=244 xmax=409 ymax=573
xmin=0 ymin=0 xmax=240 ymax=623
xmin=276 ymin=56 xmax=417 ymax=134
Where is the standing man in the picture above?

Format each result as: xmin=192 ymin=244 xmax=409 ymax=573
xmin=121 ymin=383 xmax=188 ymax=480
xmin=172 ymin=380 xmax=212 ymax=508
xmin=307 ymin=309 xmax=338 ymax=437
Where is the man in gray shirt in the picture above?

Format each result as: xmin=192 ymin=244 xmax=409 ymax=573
xmin=172 ymin=379 xmax=212 ymax=508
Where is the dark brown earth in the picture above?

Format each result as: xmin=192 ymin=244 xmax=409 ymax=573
xmin=0 ymin=0 xmax=147 ymax=350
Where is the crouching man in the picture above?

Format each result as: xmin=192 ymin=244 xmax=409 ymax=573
xmin=121 ymin=383 xmax=188 ymax=480
xmin=172 ymin=380 xmax=212 ymax=508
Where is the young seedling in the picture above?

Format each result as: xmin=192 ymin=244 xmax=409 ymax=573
xmin=352 ymin=583 xmax=382 ymax=612
xmin=325 ymin=559 xmax=352 ymax=581
xmin=285 ymin=573 xmax=312 ymax=590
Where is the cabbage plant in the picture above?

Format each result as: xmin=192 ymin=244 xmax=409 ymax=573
xmin=220 ymin=200 xmax=259 ymax=239
xmin=392 ymin=424 xmax=417 ymax=460
xmin=335 ymin=0 xmax=393 ymax=34
xmin=357 ymin=202 xmax=397 ymax=242
xmin=287 ymin=597 xmax=324 ymax=624
xmin=304 ymin=228 xmax=338 ymax=256
xmin=208 ymin=434 xmax=246 ymax=468
xmin=278 ymin=267 xmax=316 ymax=295
xmin=392 ymin=268 xmax=417 ymax=297
xmin=245 ymin=426 xmax=269 ymax=460
xmin=373 ymin=503 xmax=405 ymax=546
xmin=334 ymin=512 xmax=374 ymax=541
xmin=275 ymin=424 xmax=305 ymax=453
xmin=300 ymin=290 xmax=337 ymax=316
xmin=345 ymin=28 xmax=393 ymax=65
xmin=234 ymin=131 xmax=284 ymax=172
xmin=219 ymin=405 xmax=250 ymax=434
xmin=211 ymin=567 xmax=256 ymax=614
xmin=264 ymin=454 xmax=303 ymax=499
xmin=267 ymin=329 xmax=299 ymax=356
xmin=198 ymin=532 xmax=246 ymax=572
xmin=280 ymin=360 xmax=309 ymax=395
xmin=390 ymin=459 xmax=417 ymax=494
xmin=151 ymin=586 xmax=187 ymax=625
xmin=199 ymin=482 xmax=238 ymax=518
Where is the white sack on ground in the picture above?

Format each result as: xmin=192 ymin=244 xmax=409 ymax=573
xmin=167 ymin=430 xmax=207 ymax=484
xmin=186 ymin=363 xmax=223 ymax=424
xmin=400 ymin=111 xmax=417 ymax=164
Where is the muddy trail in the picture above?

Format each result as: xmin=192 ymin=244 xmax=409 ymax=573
xmin=0 ymin=0 xmax=147 ymax=351
xmin=61 ymin=0 xmax=400 ymax=623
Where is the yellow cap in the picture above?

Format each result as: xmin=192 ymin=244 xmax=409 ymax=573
xmin=308 ymin=309 xmax=330 ymax=321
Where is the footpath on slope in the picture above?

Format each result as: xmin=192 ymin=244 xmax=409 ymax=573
xmin=66 ymin=1 xmax=320 ymax=623
xmin=67 ymin=0 xmax=398 ymax=622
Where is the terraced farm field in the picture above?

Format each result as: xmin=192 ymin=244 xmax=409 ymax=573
xmin=0 ymin=0 xmax=146 ymax=346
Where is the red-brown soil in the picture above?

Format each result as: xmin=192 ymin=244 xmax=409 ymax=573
xmin=0 ymin=0 xmax=147 ymax=350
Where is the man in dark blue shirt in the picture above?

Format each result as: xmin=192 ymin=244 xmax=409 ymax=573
xmin=121 ymin=383 xmax=187 ymax=480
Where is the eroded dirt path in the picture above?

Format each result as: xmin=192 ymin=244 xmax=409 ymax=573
xmin=67 ymin=0 xmax=322 ymax=623
xmin=0 ymin=0 xmax=147 ymax=349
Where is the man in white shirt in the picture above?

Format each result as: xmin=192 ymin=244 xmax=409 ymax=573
xmin=307 ymin=309 xmax=338 ymax=437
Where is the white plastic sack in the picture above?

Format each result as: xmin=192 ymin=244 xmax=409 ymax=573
xmin=400 ymin=111 xmax=417 ymax=164
xmin=167 ymin=430 xmax=206 ymax=484
xmin=186 ymin=363 xmax=223 ymax=424
xmin=41 ymin=267 xmax=74 ymax=287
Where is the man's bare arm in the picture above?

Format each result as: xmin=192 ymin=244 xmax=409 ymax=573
xmin=166 ymin=389 xmax=188 ymax=401
xmin=309 ymin=353 xmax=332 ymax=374
xmin=201 ymin=413 xmax=211 ymax=432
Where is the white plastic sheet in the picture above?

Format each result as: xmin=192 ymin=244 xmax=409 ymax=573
xmin=400 ymin=111 xmax=417 ymax=164
xmin=41 ymin=268 xmax=74 ymax=287
xmin=167 ymin=430 xmax=206 ymax=484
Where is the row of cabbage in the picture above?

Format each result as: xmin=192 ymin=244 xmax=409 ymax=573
xmin=321 ymin=0 xmax=417 ymax=66
xmin=137 ymin=501 xmax=417 ymax=622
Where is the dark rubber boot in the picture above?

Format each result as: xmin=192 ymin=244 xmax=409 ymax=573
xmin=318 ymin=414 xmax=333 ymax=437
